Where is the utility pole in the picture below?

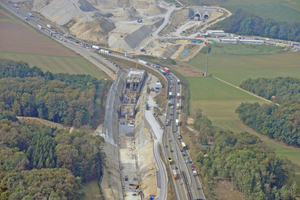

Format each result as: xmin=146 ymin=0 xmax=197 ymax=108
xmin=205 ymin=49 xmax=209 ymax=76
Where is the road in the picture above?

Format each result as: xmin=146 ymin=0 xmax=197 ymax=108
xmin=153 ymin=0 xmax=174 ymax=38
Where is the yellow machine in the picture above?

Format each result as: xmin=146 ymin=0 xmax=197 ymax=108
xmin=134 ymin=183 xmax=141 ymax=189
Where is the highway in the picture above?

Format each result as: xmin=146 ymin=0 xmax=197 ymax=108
xmin=1 ymin=2 xmax=206 ymax=199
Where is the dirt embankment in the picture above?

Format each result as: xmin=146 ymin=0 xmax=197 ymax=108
xmin=69 ymin=16 xmax=115 ymax=45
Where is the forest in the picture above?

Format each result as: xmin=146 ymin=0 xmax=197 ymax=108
xmin=0 ymin=60 xmax=111 ymax=128
xmin=193 ymin=109 xmax=299 ymax=199
xmin=0 ymin=60 xmax=109 ymax=199
xmin=222 ymin=9 xmax=300 ymax=42
xmin=236 ymin=77 xmax=300 ymax=146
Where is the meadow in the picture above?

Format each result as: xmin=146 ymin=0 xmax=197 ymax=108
xmin=82 ymin=180 xmax=103 ymax=200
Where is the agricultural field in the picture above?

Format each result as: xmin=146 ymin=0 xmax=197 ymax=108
xmin=190 ymin=46 xmax=300 ymax=86
xmin=0 ymin=9 xmax=102 ymax=78
xmin=169 ymin=0 xmax=300 ymax=22
xmin=187 ymin=45 xmax=300 ymax=184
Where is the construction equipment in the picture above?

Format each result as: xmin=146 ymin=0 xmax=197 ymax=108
xmin=134 ymin=183 xmax=141 ymax=189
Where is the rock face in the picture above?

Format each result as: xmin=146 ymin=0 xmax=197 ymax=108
xmin=70 ymin=16 xmax=115 ymax=44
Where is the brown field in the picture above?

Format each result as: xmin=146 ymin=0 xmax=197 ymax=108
xmin=0 ymin=10 xmax=75 ymax=57
xmin=0 ymin=11 xmax=9 ymax=18
xmin=167 ymin=62 xmax=204 ymax=77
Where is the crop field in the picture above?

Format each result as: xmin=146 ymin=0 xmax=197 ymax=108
xmin=0 ymin=52 xmax=102 ymax=78
xmin=189 ymin=50 xmax=300 ymax=86
xmin=0 ymin=9 xmax=102 ymax=78
xmin=168 ymin=0 xmax=300 ymax=22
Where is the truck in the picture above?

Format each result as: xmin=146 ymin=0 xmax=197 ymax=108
xmin=176 ymin=119 xmax=179 ymax=126
xmin=172 ymin=170 xmax=177 ymax=180
xmin=100 ymin=49 xmax=111 ymax=53
xmin=160 ymin=69 xmax=166 ymax=75
xmin=125 ymin=54 xmax=134 ymax=59
xmin=169 ymin=92 xmax=172 ymax=98
xmin=177 ymin=93 xmax=180 ymax=99
xmin=168 ymin=101 xmax=171 ymax=106
xmin=193 ymin=170 xmax=197 ymax=176
xmin=37 ymin=25 xmax=42 ymax=30
xmin=163 ymin=67 xmax=170 ymax=73
xmin=138 ymin=59 xmax=148 ymax=65
xmin=91 ymin=45 xmax=100 ymax=50
xmin=177 ymin=103 xmax=180 ymax=110
xmin=47 ymin=24 xmax=52 ymax=29
xmin=168 ymin=157 xmax=172 ymax=164
xmin=177 ymin=79 xmax=180 ymax=84
xmin=166 ymin=119 xmax=169 ymax=126
xmin=28 ymin=13 xmax=33 ymax=17
xmin=181 ymin=142 xmax=186 ymax=150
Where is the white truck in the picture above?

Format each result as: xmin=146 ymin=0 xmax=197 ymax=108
xmin=91 ymin=45 xmax=100 ymax=50
xmin=47 ymin=24 xmax=52 ymax=29
xmin=125 ymin=54 xmax=134 ymax=59
xmin=138 ymin=59 xmax=148 ymax=65
xmin=169 ymin=92 xmax=172 ymax=98
xmin=100 ymin=49 xmax=112 ymax=53
xmin=176 ymin=119 xmax=179 ymax=126
xmin=177 ymin=103 xmax=180 ymax=110
xmin=193 ymin=170 xmax=197 ymax=176
xmin=37 ymin=25 xmax=42 ymax=30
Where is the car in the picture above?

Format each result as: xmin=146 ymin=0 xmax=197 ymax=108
xmin=185 ymin=160 xmax=188 ymax=163
xmin=170 ymin=112 xmax=173 ymax=115
xmin=165 ymin=145 xmax=168 ymax=148
xmin=169 ymin=138 xmax=171 ymax=142
xmin=197 ymin=187 xmax=200 ymax=190
xmin=173 ymin=130 xmax=175 ymax=133
xmin=180 ymin=149 xmax=183 ymax=152
xmin=187 ymin=156 xmax=189 ymax=159
xmin=170 ymin=149 xmax=173 ymax=152
xmin=180 ymin=181 xmax=183 ymax=185
xmin=183 ymin=153 xmax=185 ymax=156
xmin=171 ymin=106 xmax=173 ymax=109
xmin=175 ymin=167 xmax=178 ymax=169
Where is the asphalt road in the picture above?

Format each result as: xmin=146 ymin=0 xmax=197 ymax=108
xmin=153 ymin=0 xmax=174 ymax=38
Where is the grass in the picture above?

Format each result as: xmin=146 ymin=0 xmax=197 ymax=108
xmin=200 ymin=43 xmax=284 ymax=55
xmin=171 ymin=0 xmax=300 ymax=22
xmin=189 ymin=51 xmax=300 ymax=86
xmin=82 ymin=180 xmax=103 ymax=200
xmin=0 ymin=18 xmax=14 ymax=22
xmin=0 ymin=52 xmax=102 ymax=79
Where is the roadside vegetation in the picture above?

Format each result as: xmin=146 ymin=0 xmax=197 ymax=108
xmin=218 ymin=9 xmax=300 ymax=42
xmin=236 ymin=77 xmax=300 ymax=146
xmin=193 ymin=109 xmax=299 ymax=199
xmin=0 ymin=60 xmax=111 ymax=128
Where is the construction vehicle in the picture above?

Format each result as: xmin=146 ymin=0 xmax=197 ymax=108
xmin=168 ymin=157 xmax=172 ymax=164
xmin=173 ymin=170 xmax=177 ymax=180
xmin=134 ymin=183 xmax=141 ymax=189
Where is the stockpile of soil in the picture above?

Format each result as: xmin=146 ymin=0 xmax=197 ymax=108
xmin=114 ymin=9 xmax=138 ymax=21
xmin=70 ymin=16 xmax=115 ymax=44
xmin=143 ymin=4 xmax=166 ymax=15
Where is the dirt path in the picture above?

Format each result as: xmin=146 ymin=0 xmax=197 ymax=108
xmin=213 ymin=76 xmax=279 ymax=106
xmin=183 ymin=43 xmax=204 ymax=61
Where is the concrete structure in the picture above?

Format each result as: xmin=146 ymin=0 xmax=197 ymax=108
xmin=239 ymin=39 xmax=264 ymax=45
xmin=156 ymin=81 xmax=163 ymax=89
xmin=207 ymin=30 xmax=226 ymax=36
xmin=189 ymin=7 xmax=218 ymax=21
xmin=120 ymin=69 xmax=148 ymax=118
xmin=220 ymin=38 xmax=237 ymax=43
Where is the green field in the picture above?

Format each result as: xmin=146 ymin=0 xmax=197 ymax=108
xmin=0 ymin=18 xmax=13 ymax=22
xmin=189 ymin=50 xmax=300 ymax=86
xmin=166 ymin=0 xmax=300 ymax=22
xmin=82 ymin=180 xmax=103 ymax=200
xmin=0 ymin=52 xmax=102 ymax=79
xmin=200 ymin=43 xmax=284 ymax=55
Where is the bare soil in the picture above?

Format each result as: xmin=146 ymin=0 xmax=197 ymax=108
xmin=0 ymin=10 xmax=9 ymax=18
xmin=167 ymin=62 xmax=204 ymax=77
xmin=0 ymin=11 xmax=75 ymax=57
xmin=214 ymin=181 xmax=245 ymax=200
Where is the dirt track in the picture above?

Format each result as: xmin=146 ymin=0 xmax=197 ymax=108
xmin=0 ymin=10 xmax=75 ymax=57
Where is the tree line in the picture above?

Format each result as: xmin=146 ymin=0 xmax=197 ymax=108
xmin=222 ymin=9 xmax=300 ymax=42
xmin=193 ymin=109 xmax=298 ymax=199
xmin=235 ymin=77 xmax=300 ymax=146
xmin=0 ymin=114 xmax=105 ymax=200
xmin=0 ymin=60 xmax=111 ymax=128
